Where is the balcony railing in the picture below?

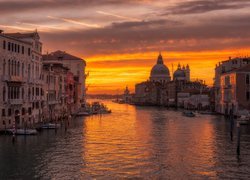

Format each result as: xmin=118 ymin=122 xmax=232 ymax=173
xmin=48 ymin=100 xmax=60 ymax=105
xmin=2 ymin=75 xmax=23 ymax=82
xmin=8 ymin=99 xmax=23 ymax=105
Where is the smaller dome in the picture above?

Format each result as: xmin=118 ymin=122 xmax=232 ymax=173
xmin=174 ymin=69 xmax=186 ymax=78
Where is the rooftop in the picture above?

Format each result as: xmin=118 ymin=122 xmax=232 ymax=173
xmin=43 ymin=50 xmax=85 ymax=64
xmin=5 ymin=31 xmax=40 ymax=39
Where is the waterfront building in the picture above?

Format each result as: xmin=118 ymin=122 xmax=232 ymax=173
xmin=133 ymin=52 xmax=209 ymax=109
xmin=123 ymin=86 xmax=132 ymax=103
xmin=134 ymin=53 xmax=170 ymax=105
xmin=41 ymin=62 xmax=71 ymax=121
xmin=0 ymin=30 xmax=43 ymax=130
xmin=43 ymin=51 xmax=86 ymax=107
xmin=173 ymin=63 xmax=190 ymax=81
xmin=214 ymin=57 xmax=250 ymax=114
xmin=218 ymin=64 xmax=250 ymax=115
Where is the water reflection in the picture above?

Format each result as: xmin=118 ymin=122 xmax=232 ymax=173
xmin=0 ymin=101 xmax=250 ymax=179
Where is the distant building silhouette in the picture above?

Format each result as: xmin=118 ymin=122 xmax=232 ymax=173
xmin=133 ymin=52 xmax=210 ymax=109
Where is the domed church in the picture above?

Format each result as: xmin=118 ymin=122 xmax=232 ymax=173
xmin=150 ymin=53 xmax=171 ymax=83
xmin=173 ymin=63 xmax=190 ymax=81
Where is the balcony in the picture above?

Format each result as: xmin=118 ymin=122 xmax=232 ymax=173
xmin=2 ymin=75 xmax=23 ymax=82
xmin=9 ymin=99 xmax=23 ymax=105
xmin=48 ymin=100 xmax=60 ymax=105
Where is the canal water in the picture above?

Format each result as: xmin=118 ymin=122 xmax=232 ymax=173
xmin=0 ymin=101 xmax=250 ymax=179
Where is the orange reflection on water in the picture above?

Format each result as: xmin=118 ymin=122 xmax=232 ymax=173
xmin=81 ymin=101 xmax=218 ymax=178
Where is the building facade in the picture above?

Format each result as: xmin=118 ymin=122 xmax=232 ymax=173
xmin=0 ymin=30 xmax=87 ymax=130
xmin=218 ymin=64 xmax=250 ymax=115
xmin=0 ymin=31 xmax=43 ymax=130
xmin=133 ymin=53 xmax=209 ymax=109
xmin=214 ymin=57 xmax=250 ymax=114
xmin=43 ymin=51 xmax=86 ymax=107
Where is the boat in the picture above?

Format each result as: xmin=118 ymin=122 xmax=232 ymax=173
xmin=91 ymin=102 xmax=112 ymax=114
xmin=41 ymin=123 xmax=60 ymax=129
xmin=16 ymin=129 xmax=38 ymax=135
xmin=75 ymin=111 xmax=91 ymax=116
xmin=237 ymin=115 xmax=249 ymax=125
xmin=6 ymin=129 xmax=38 ymax=135
xmin=183 ymin=111 xmax=196 ymax=117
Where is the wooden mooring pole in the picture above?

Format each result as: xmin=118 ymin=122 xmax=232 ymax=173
xmin=237 ymin=122 xmax=241 ymax=156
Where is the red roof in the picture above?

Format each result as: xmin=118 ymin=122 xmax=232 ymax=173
xmin=5 ymin=32 xmax=40 ymax=39
xmin=43 ymin=50 xmax=85 ymax=63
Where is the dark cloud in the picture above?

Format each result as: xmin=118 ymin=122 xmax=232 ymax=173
xmin=40 ymin=14 xmax=250 ymax=56
xmin=0 ymin=0 xmax=147 ymax=14
xmin=164 ymin=0 xmax=250 ymax=15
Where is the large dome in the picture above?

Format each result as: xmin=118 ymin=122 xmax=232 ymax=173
xmin=151 ymin=64 xmax=170 ymax=76
xmin=150 ymin=53 xmax=170 ymax=82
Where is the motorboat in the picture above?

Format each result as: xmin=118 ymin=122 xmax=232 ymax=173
xmin=183 ymin=111 xmax=196 ymax=117
xmin=75 ymin=111 xmax=91 ymax=116
xmin=237 ymin=115 xmax=249 ymax=125
xmin=16 ymin=129 xmax=38 ymax=135
xmin=6 ymin=129 xmax=38 ymax=135
xmin=41 ymin=123 xmax=61 ymax=129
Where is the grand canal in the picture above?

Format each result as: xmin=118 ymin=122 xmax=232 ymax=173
xmin=0 ymin=101 xmax=250 ymax=179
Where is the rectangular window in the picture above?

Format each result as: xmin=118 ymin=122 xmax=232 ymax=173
xmin=247 ymin=91 xmax=250 ymax=101
xmin=246 ymin=74 xmax=250 ymax=84
xmin=28 ymin=48 xmax=31 ymax=56
xmin=8 ymin=109 xmax=11 ymax=116
xmin=8 ymin=42 xmax=10 ymax=51
xmin=2 ymin=109 xmax=5 ymax=117
xmin=3 ymin=40 xmax=6 ymax=49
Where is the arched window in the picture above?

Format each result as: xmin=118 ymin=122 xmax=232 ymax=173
xmin=17 ymin=61 xmax=20 ymax=76
xmin=3 ymin=86 xmax=6 ymax=102
xmin=11 ymin=60 xmax=14 ymax=75
xmin=17 ymin=87 xmax=20 ymax=99
xmin=246 ymin=74 xmax=250 ymax=84
xmin=28 ymin=64 xmax=30 ymax=80
xmin=3 ymin=59 xmax=6 ymax=75
xmin=28 ymin=88 xmax=31 ymax=100
xmin=22 ymin=63 xmax=24 ymax=77
xmin=14 ymin=61 xmax=16 ymax=76
xmin=22 ymin=88 xmax=24 ymax=99
xmin=8 ymin=60 xmax=10 ymax=75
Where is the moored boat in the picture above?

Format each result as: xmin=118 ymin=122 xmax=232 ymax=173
xmin=6 ymin=129 xmax=38 ymax=135
xmin=183 ymin=111 xmax=196 ymax=117
xmin=16 ymin=129 xmax=38 ymax=135
xmin=76 ymin=111 xmax=91 ymax=116
xmin=237 ymin=115 xmax=249 ymax=125
xmin=41 ymin=123 xmax=60 ymax=129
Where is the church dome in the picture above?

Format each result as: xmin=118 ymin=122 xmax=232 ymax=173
xmin=151 ymin=64 xmax=170 ymax=76
xmin=150 ymin=53 xmax=170 ymax=82
xmin=174 ymin=63 xmax=187 ymax=81
xmin=174 ymin=69 xmax=185 ymax=78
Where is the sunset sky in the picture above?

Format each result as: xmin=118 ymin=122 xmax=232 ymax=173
xmin=1 ymin=0 xmax=250 ymax=94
